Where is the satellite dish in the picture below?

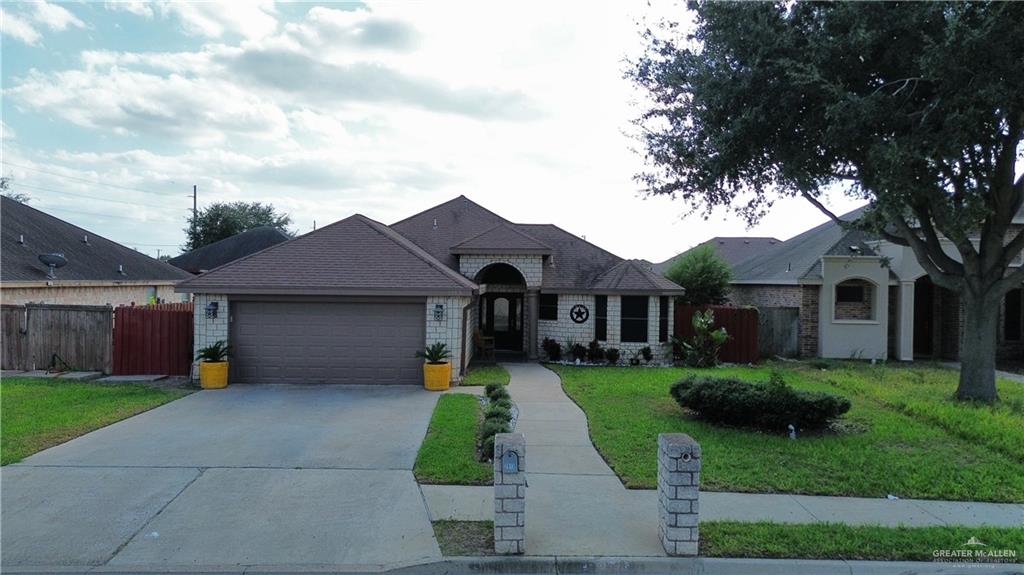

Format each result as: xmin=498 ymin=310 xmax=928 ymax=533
xmin=38 ymin=253 xmax=67 ymax=279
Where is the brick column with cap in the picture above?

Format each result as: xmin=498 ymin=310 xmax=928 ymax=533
xmin=658 ymin=433 xmax=700 ymax=556
xmin=493 ymin=433 xmax=525 ymax=554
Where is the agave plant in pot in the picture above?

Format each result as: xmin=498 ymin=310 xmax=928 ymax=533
xmin=417 ymin=342 xmax=452 ymax=391
xmin=196 ymin=340 xmax=229 ymax=389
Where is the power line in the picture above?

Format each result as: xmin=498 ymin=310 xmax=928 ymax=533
xmin=12 ymin=182 xmax=176 ymax=208
xmin=2 ymin=161 xmax=179 ymax=197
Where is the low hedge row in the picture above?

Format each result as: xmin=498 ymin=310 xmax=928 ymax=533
xmin=670 ymin=372 xmax=851 ymax=431
xmin=480 ymin=382 xmax=513 ymax=459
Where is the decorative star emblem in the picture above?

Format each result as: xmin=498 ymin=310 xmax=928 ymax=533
xmin=570 ymin=304 xmax=589 ymax=323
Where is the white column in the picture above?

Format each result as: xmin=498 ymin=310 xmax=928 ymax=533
xmin=898 ymin=280 xmax=915 ymax=361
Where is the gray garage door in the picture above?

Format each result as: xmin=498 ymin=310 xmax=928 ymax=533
xmin=230 ymin=301 xmax=425 ymax=384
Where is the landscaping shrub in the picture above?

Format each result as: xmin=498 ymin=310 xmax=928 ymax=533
xmin=484 ymin=382 xmax=504 ymax=398
xmin=481 ymin=435 xmax=496 ymax=460
xmin=587 ymin=340 xmax=605 ymax=362
xmin=675 ymin=309 xmax=729 ymax=367
xmin=493 ymin=397 xmax=513 ymax=411
xmin=640 ymin=346 xmax=653 ymax=362
xmin=481 ymin=418 xmax=511 ymax=440
xmin=605 ymin=348 xmax=621 ymax=364
xmin=669 ymin=372 xmax=851 ymax=431
xmin=542 ymin=338 xmax=562 ymax=361
xmin=489 ymin=386 xmax=511 ymax=402
xmin=484 ymin=404 xmax=513 ymax=422
xmin=568 ymin=341 xmax=588 ymax=362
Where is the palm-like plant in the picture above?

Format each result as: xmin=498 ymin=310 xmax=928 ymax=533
xmin=416 ymin=342 xmax=451 ymax=364
xmin=196 ymin=340 xmax=229 ymax=362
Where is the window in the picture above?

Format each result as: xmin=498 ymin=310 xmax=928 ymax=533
xmin=836 ymin=285 xmax=864 ymax=303
xmin=658 ymin=296 xmax=669 ymax=342
xmin=539 ymin=293 xmax=558 ymax=321
xmin=494 ymin=297 xmax=510 ymax=331
xmin=1005 ymin=289 xmax=1022 ymax=341
xmin=833 ymin=279 xmax=874 ymax=321
xmin=621 ymin=296 xmax=649 ymax=342
xmin=595 ymin=295 xmax=608 ymax=341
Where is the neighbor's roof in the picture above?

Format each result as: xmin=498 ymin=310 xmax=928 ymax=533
xmin=450 ymin=223 xmax=552 ymax=255
xmin=176 ymin=213 xmax=476 ymax=295
xmin=1 ymin=196 xmax=190 ymax=284
xmin=590 ymin=259 xmax=686 ymax=293
xmin=654 ymin=237 xmax=781 ymax=274
xmin=731 ymin=206 xmax=873 ymax=284
xmin=168 ymin=226 xmax=290 ymax=274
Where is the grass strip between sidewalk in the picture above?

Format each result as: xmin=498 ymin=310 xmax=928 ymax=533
xmin=414 ymin=394 xmax=492 ymax=485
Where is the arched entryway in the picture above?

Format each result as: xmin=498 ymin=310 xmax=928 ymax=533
xmin=476 ymin=263 xmax=527 ymax=352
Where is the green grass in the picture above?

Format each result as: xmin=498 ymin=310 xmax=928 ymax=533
xmin=462 ymin=364 xmax=510 ymax=387
xmin=550 ymin=363 xmax=1024 ymax=501
xmin=414 ymin=394 xmax=492 ymax=485
xmin=432 ymin=520 xmax=495 ymax=556
xmin=701 ymin=521 xmax=1024 ymax=561
xmin=1 ymin=377 xmax=189 ymax=465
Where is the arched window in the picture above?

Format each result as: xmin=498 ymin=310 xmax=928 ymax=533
xmin=834 ymin=279 xmax=876 ymax=321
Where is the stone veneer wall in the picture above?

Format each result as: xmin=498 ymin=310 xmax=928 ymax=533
xmin=537 ymin=293 xmax=596 ymax=351
xmin=427 ymin=295 xmax=472 ymax=383
xmin=459 ymin=254 xmax=543 ymax=288
xmin=193 ymin=293 xmax=229 ymax=360
xmin=799 ymin=286 xmax=820 ymax=358
xmin=2 ymin=284 xmax=179 ymax=306
xmin=728 ymin=285 xmax=802 ymax=308
xmin=537 ymin=294 xmax=672 ymax=362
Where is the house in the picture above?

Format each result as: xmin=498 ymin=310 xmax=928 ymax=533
xmin=177 ymin=196 xmax=684 ymax=384
xmin=654 ymin=236 xmax=780 ymax=275
xmin=168 ymin=226 xmax=290 ymax=274
xmin=1 ymin=197 xmax=190 ymax=306
xmin=726 ymin=206 xmax=1022 ymax=362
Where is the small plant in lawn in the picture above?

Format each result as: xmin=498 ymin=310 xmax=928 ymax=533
xmin=196 ymin=340 xmax=229 ymax=362
xmin=675 ymin=309 xmax=729 ymax=367
xmin=587 ymin=340 xmax=605 ymax=362
xmin=605 ymin=348 xmax=621 ymax=365
xmin=484 ymin=404 xmax=512 ymax=422
xmin=417 ymin=342 xmax=452 ymax=364
xmin=542 ymin=338 xmax=562 ymax=361
xmin=670 ymin=371 xmax=851 ymax=431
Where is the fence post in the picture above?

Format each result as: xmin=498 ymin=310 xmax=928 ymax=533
xmin=658 ymin=433 xmax=700 ymax=556
xmin=493 ymin=433 xmax=525 ymax=554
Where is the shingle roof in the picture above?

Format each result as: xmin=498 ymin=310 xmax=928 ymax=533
xmin=1 ymin=197 xmax=190 ymax=283
xmin=177 ymin=214 xmax=476 ymax=295
xmin=168 ymin=226 xmax=290 ymax=274
xmin=655 ymin=237 xmax=781 ymax=274
xmin=590 ymin=259 xmax=686 ymax=293
xmin=390 ymin=196 xmax=508 ymax=270
xmin=450 ymin=223 xmax=552 ymax=255
xmin=731 ymin=206 xmax=872 ymax=284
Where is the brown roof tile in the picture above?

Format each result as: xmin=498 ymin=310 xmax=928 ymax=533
xmin=450 ymin=223 xmax=552 ymax=254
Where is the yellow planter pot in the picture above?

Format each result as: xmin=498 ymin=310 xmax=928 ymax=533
xmin=423 ymin=362 xmax=451 ymax=391
xmin=199 ymin=361 xmax=229 ymax=389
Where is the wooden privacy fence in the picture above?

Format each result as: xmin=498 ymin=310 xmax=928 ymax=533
xmin=113 ymin=303 xmax=194 ymax=376
xmin=1 ymin=304 xmax=113 ymax=372
xmin=758 ymin=307 xmax=800 ymax=358
xmin=674 ymin=304 xmax=759 ymax=364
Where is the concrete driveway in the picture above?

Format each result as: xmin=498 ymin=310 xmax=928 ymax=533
xmin=1 ymin=385 xmax=442 ymax=571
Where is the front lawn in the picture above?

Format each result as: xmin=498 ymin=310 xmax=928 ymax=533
xmin=414 ymin=394 xmax=492 ymax=485
xmin=701 ymin=521 xmax=1024 ymax=561
xmin=1 ymin=377 xmax=190 ymax=465
xmin=432 ymin=520 xmax=495 ymax=556
xmin=550 ymin=363 xmax=1024 ymax=501
xmin=462 ymin=364 xmax=510 ymax=387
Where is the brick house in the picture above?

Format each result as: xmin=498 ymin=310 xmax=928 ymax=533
xmin=724 ymin=206 xmax=1022 ymax=362
xmin=1 ymin=197 xmax=189 ymax=306
xmin=178 ymin=196 xmax=684 ymax=385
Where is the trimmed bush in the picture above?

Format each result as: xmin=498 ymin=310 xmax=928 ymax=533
xmin=542 ymin=338 xmax=562 ymax=361
xmin=481 ymin=435 xmax=496 ymax=460
xmin=481 ymin=418 xmax=511 ymax=440
xmin=489 ymin=386 xmax=511 ymax=402
xmin=605 ymin=348 xmax=621 ymax=364
xmin=587 ymin=340 xmax=605 ymax=362
xmin=484 ymin=382 xmax=505 ymax=398
xmin=669 ymin=372 xmax=851 ymax=431
xmin=484 ymin=404 xmax=513 ymax=422
xmin=493 ymin=397 xmax=513 ymax=411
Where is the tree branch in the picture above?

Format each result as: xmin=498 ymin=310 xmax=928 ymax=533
xmin=891 ymin=215 xmax=961 ymax=290
xmin=798 ymin=190 xmax=844 ymax=225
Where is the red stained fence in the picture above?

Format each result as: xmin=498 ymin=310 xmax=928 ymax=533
xmin=113 ymin=303 xmax=194 ymax=375
xmin=674 ymin=304 xmax=759 ymax=364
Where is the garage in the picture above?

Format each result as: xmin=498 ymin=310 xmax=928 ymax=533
xmin=230 ymin=301 xmax=426 ymax=384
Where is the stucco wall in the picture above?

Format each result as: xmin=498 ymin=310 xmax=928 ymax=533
xmin=426 ymin=296 xmax=472 ymax=383
xmin=2 ymin=284 xmax=179 ymax=307
xmin=818 ymin=257 xmax=889 ymax=360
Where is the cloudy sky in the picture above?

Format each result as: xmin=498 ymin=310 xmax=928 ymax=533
xmin=1 ymin=1 xmax=863 ymax=261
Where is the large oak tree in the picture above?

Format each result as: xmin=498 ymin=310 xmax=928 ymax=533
xmin=630 ymin=1 xmax=1024 ymax=401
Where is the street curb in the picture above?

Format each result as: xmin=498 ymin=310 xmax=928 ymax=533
xmin=4 ymin=557 xmax=1022 ymax=575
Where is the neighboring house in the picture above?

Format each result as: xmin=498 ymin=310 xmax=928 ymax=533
xmin=168 ymin=226 xmax=290 ymax=274
xmin=654 ymin=236 xmax=781 ymax=275
xmin=1 ymin=197 xmax=190 ymax=306
xmin=726 ymin=206 xmax=1023 ymax=362
xmin=177 ymin=196 xmax=684 ymax=384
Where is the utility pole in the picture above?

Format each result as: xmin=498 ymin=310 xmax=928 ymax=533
xmin=191 ymin=185 xmax=197 ymax=236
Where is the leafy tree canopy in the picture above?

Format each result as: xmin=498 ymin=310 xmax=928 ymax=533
xmin=185 ymin=201 xmax=293 ymax=251
xmin=665 ymin=244 xmax=732 ymax=305
xmin=630 ymin=1 xmax=1024 ymax=401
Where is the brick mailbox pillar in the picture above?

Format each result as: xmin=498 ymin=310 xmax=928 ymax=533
xmin=493 ymin=433 xmax=526 ymax=554
xmin=658 ymin=433 xmax=700 ymax=556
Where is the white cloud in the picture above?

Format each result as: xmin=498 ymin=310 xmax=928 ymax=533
xmin=1 ymin=9 xmax=42 ymax=45
xmin=159 ymin=1 xmax=277 ymax=40
xmin=32 ymin=1 xmax=85 ymax=31
xmin=104 ymin=1 xmax=155 ymax=19
xmin=284 ymin=6 xmax=420 ymax=53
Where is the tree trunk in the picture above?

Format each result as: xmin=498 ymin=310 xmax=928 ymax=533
xmin=956 ymin=290 xmax=1000 ymax=402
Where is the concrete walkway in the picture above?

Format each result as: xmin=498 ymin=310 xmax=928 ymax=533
xmin=428 ymin=363 xmax=1024 ymax=556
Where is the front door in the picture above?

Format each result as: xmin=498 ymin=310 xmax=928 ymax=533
xmin=482 ymin=293 xmax=523 ymax=351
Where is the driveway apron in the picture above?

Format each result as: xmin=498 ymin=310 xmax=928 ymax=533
xmin=503 ymin=363 xmax=665 ymax=556
xmin=1 ymin=384 xmax=443 ymax=570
